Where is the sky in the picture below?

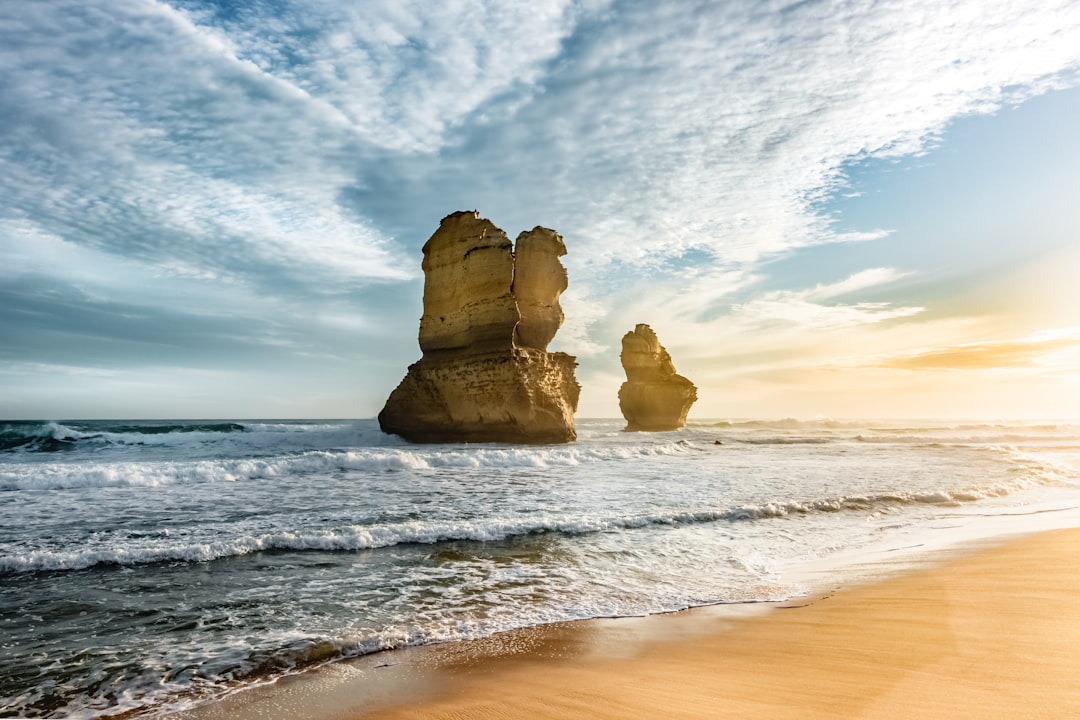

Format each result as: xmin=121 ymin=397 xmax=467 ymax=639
xmin=1 ymin=0 xmax=1079 ymax=421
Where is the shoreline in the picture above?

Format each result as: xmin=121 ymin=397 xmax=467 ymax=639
xmin=170 ymin=523 xmax=1080 ymax=720
xmin=362 ymin=526 xmax=1080 ymax=719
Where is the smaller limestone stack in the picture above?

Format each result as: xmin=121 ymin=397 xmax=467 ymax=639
xmin=512 ymin=227 xmax=567 ymax=351
xmin=379 ymin=211 xmax=580 ymax=444
xmin=618 ymin=324 xmax=697 ymax=431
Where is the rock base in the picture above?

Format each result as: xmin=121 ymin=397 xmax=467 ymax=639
xmin=618 ymin=379 xmax=697 ymax=432
xmin=379 ymin=348 xmax=580 ymax=444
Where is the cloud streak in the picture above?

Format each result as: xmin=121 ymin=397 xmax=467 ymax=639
xmin=174 ymin=0 xmax=592 ymax=152
xmin=875 ymin=330 xmax=1080 ymax=372
xmin=0 ymin=0 xmax=408 ymax=290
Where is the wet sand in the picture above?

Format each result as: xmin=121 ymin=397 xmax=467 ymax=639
xmin=354 ymin=528 xmax=1080 ymax=719
xmin=181 ymin=527 xmax=1080 ymax=720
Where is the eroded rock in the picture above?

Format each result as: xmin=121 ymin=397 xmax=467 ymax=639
xmin=512 ymin=227 xmax=567 ymax=351
xmin=418 ymin=212 xmax=517 ymax=355
xmin=379 ymin=211 xmax=579 ymax=444
xmin=618 ymin=324 xmax=697 ymax=431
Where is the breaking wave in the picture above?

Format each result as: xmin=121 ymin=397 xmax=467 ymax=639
xmin=2 ymin=469 xmax=1061 ymax=574
xmin=0 ymin=441 xmax=700 ymax=490
xmin=0 ymin=419 xmax=379 ymax=454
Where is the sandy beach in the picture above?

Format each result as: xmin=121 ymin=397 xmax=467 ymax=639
xmin=176 ymin=526 xmax=1080 ymax=720
xmin=333 ymin=527 xmax=1080 ymax=720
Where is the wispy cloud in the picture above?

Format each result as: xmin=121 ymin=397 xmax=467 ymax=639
xmin=803 ymin=268 xmax=912 ymax=301
xmin=875 ymin=329 xmax=1080 ymax=372
xmin=173 ymin=0 xmax=593 ymax=152
xmin=0 ymin=0 xmax=411 ymax=289
xmin=0 ymin=362 xmax=121 ymax=379
xmin=730 ymin=268 xmax=922 ymax=331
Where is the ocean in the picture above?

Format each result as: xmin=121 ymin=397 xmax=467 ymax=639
xmin=2 ymin=418 xmax=1079 ymax=718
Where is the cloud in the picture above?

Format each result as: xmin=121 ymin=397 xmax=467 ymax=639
xmin=729 ymin=268 xmax=922 ymax=331
xmin=0 ymin=0 xmax=411 ymax=290
xmin=395 ymin=0 xmax=1080 ymax=274
xmin=876 ymin=330 xmax=1080 ymax=372
xmin=0 ymin=225 xmax=423 ymax=374
xmin=803 ymin=268 xmax=912 ymax=301
xmin=0 ymin=362 xmax=121 ymax=379
xmin=173 ymin=0 xmax=594 ymax=152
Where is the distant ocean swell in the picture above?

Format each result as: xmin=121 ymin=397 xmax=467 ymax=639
xmin=5 ymin=419 xmax=1079 ymax=454
xmin=0 ymin=443 xmax=701 ymax=490
xmin=0 ymin=421 xmax=248 ymax=452
xmin=701 ymin=419 xmax=1072 ymax=432
xmin=0 ymin=419 xmax=397 ymax=457
xmin=701 ymin=419 xmax=1080 ymax=446
xmin=2 ymin=470 xmax=1064 ymax=575
xmin=2 ymin=434 xmax=1070 ymax=493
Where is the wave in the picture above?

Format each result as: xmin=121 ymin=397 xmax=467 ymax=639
xmin=2 ymin=469 xmax=1060 ymax=574
xmin=0 ymin=420 xmax=247 ymax=453
xmin=0 ymin=419 xmax=381 ymax=455
xmin=0 ymin=441 xmax=699 ymax=490
xmin=1 ymin=421 xmax=83 ymax=452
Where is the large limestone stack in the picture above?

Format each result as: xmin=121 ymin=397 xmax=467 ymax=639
xmin=418 ymin=213 xmax=517 ymax=355
xmin=379 ymin=211 xmax=580 ymax=444
xmin=618 ymin=324 xmax=697 ymax=431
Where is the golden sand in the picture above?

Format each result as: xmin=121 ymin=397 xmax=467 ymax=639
xmin=348 ymin=528 xmax=1080 ymax=720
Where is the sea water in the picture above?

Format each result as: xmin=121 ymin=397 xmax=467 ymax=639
xmin=1 ymin=418 xmax=1078 ymax=718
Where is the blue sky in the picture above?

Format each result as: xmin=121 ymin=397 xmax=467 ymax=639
xmin=2 ymin=0 xmax=1079 ymax=420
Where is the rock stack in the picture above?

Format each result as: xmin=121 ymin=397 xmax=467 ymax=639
xmin=379 ymin=211 xmax=580 ymax=443
xmin=618 ymin=324 xmax=697 ymax=431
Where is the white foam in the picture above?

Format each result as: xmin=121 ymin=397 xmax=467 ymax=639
xmin=0 ymin=441 xmax=698 ymax=490
xmin=2 ymin=462 xmax=1068 ymax=574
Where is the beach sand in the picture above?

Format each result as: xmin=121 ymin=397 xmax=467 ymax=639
xmin=351 ymin=528 xmax=1080 ymax=720
xmin=184 ymin=528 xmax=1080 ymax=720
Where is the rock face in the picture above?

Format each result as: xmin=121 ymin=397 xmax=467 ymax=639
xmin=618 ymin=324 xmax=697 ymax=431
xmin=379 ymin=211 xmax=580 ymax=444
xmin=512 ymin=227 xmax=568 ymax=351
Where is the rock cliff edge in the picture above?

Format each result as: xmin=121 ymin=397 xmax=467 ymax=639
xmin=618 ymin=324 xmax=697 ymax=431
xmin=379 ymin=211 xmax=579 ymax=443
